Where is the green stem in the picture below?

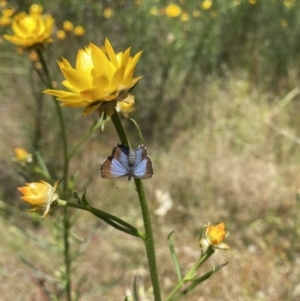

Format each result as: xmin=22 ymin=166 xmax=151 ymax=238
xmin=165 ymin=247 xmax=215 ymax=301
xmin=32 ymin=92 xmax=43 ymax=152
xmin=110 ymin=111 xmax=129 ymax=146
xmin=173 ymin=262 xmax=228 ymax=301
xmin=37 ymin=50 xmax=69 ymax=190
xmin=135 ymin=178 xmax=162 ymax=301
xmin=111 ymin=111 xmax=162 ymax=301
xmin=37 ymin=49 xmax=71 ymax=301
xmin=62 ymin=207 xmax=71 ymax=300
xmin=188 ymin=246 xmax=214 ymax=275
xmin=30 ymin=60 xmax=49 ymax=152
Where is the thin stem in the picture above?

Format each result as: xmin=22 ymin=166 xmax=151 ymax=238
xmin=62 ymin=207 xmax=71 ymax=300
xmin=68 ymin=117 xmax=104 ymax=160
xmin=111 ymin=112 xmax=162 ymax=301
xmin=188 ymin=246 xmax=214 ymax=275
xmin=33 ymin=94 xmax=42 ymax=151
xmin=134 ymin=178 xmax=162 ymax=301
xmin=29 ymin=66 xmax=43 ymax=152
xmin=37 ymin=50 xmax=69 ymax=190
xmin=37 ymin=49 xmax=71 ymax=301
xmin=165 ymin=247 xmax=215 ymax=301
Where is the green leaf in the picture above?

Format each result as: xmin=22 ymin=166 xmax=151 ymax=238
xmin=64 ymin=198 xmax=142 ymax=238
xmin=73 ymin=190 xmax=90 ymax=207
xmin=168 ymin=231 xmax=182 ymax=281
xmin=34 ymin=151 xmax=51 ymax=179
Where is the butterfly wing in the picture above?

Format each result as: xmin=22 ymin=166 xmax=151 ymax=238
xmin=100 ymin=144 xmax=129 ymax=179
xmin=115 ymin=144 xmax=130 ymax=170
xmin=133 ymin=145 xmax=154 ymax=179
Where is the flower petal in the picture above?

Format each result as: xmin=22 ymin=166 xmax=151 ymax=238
xmin=105 ymin=37 xmax=119 ymax=68
xmin=91 ymin=42 xmax=114 ymax=78
xmin=110 ymin=64 xmax=125 ymax=91
xmin=60 ymin=67 xmax=91 ymax=91
xmin=80 ymin=88 xmax=107 ymax=101
xmin=92 ymin=74 xmax=110 ymax=90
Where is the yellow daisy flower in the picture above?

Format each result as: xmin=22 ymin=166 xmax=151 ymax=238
xmin=18 ymin=180 xmax=60 ymax=217
xmin=165 ymin=4 xmax=182 ymax=17
xmin=63 ymin=20 xmax=74 ymax=32
xmin=3 ymin=9 xmax=54 ymax=49
xmin=73 ymin=25 xmax=85 ymax=36
xmin=44 ymin=38 xmax=142 ymax=117
xmin=200 ymin=222 xmax=229 ymax=250
xmin=14 ymin=147 xmax=32 ymax=166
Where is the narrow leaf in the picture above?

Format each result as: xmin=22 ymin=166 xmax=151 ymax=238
xmin=168 ymin=231 xmax=182 ymax=281
xmin=81 ymin=190 xmax=89 ymax=206
xmin=68 ymin=115 xmax=105 ymax=160
xmin=65 ymin=198 xmax=141 ymax=237
xmin=133 ymin=276 xmax=139 ymax=301
xmin=129 ymin=118 xmax=145 ymax=145
xmin=34 ymin=151 xmax=51 ymax=179
xmin=173 ymin=262 xmax=229 ymax=301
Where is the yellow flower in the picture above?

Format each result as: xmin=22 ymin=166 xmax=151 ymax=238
xmin=283 ymin=0 xmax=295 ymax=8
xmin=29 ymin=50 xmax=38 ymax=61
xmin=56 ymin=29 xmax=66 ymax=40
xmin=0 ymin=8 xmax=14 ymax=27
xmin=14 ymin=147 xmax=32 ymax=166
xmin=116 ymin=98 xmax=135 ymax=117
xmin=2 ymin=7 xmax=15 ymax=17
xmin=165 ymin=4 xmax=182 ymax=17
xmin=193 ymin=9 xmax=201 ymax=17
xmin=18 ymin=180 xmax=60 ymax=217
xmin=181 ymin=12 xmax=190 ymax=22
xmin=103 ymin=7 xmax=114 ymax=19
xmin=201 ymin=0 xmax=212 ymax=10
xmin=3 ymin=9 xmax=54 ymax=49
xmin=200 ymin=222 xmax=229 ymax=250
xmin=29 ymin=4 xmax=43 ymax=14
xmin=149 ymin=7 xmax=159 ymax=16
xmin=44 ymin=38 xmax=142 ymax=117
xmin=73 ymin=25 xmax=85 ymax=36
xmin=0 ymin=16 xmax=11 ymax=26
xmin=63 ymin=20 xmax=74 ymax=32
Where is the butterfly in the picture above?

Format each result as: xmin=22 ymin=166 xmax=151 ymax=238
xmin=100 ymin=144 xmax=154 ymax=181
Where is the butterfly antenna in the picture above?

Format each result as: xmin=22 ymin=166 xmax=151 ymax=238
xmin=116 ymin=180 xmax=127 ymax=189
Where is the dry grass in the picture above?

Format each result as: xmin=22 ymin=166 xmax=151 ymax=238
xmin=1 ymin=73 xmax=300 ymax=301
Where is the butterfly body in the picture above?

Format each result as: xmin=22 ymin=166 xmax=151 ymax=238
xmin=100 ymin=144 xmax=153 ymax=181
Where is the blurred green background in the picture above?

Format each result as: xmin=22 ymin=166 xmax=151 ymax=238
xmin=1 ymin=0 xmax=300 ymax=300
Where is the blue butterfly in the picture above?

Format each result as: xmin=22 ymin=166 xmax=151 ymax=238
xmin=100 ymin=144 xmax=154 ymax=181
